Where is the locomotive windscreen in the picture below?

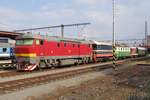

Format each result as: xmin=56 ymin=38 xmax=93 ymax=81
xmin=16 ymin=39 xmax=34 ymax=45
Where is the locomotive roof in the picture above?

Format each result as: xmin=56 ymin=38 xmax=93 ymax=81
xmin=16 ymin=33 xmax=92 ymax=44
xmin=91 ymin=40 xmax=112 ymax=45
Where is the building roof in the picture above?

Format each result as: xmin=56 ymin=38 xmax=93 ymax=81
xmin=0 ymin=31 xmax=22 ymax=39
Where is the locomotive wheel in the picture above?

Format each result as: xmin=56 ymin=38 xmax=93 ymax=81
xmin=82 ymin=57 xmax=89 ymax=64
xmin=86 ymin=57 xmax=89 ymax=63
xmin=74 ymin=60 xmax=80 ymax=65
xmin=57 ymin=59 xmax=61 ymax=66
xmin=39 ymin=60 xmax=46 ymax=68
xmin=35 ymin=64 xmax=40 ymax=70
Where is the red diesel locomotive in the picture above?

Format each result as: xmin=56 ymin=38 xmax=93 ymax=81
xmin=15 ymin=34 xmax=93 ymax=71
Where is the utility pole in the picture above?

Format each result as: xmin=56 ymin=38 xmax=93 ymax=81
xmin=61 ymin=24 xmax=64 ymax=39
xmin=112 ymin=0 xmax=115 ymax=47
xmin=112 ymin=0 xmax=117 ymax=70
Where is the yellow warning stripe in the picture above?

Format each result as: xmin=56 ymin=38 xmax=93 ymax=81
xmin=15 ymin=53 xmax=36 ymax=57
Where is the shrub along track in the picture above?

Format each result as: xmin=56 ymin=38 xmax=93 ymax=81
xmin=0 ymin=56 xmax=149 ymax=95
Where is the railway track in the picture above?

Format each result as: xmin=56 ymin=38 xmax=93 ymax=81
xmin=0 ymin=69 xmax=52 ymax=78
xmin=0 ymin=56 xmax=149 ymax=94
xmin=0 ymin=56 xmax=148 ymax=78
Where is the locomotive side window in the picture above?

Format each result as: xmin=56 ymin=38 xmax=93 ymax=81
xmin=16 ymin=40 xmax=23 ymax=45
xmin=64 ymin=43 xmax=67 ymax=47
xmin=78 ymin=44 xmax=80 ymax=48
xmin=92 ymin=44 xmax=97 ymax=50
xmin=16 ymin=39 xmax=33 ymax=45
xmin=40 ymin=40 xmax=44 ymax=45
xmin=98 ymin=45 xmax=112 ymax=50
xmin=3 ymin=48 xmax=7 ymax=52
xmin=57 ymin=43 xmax=60 ymax=47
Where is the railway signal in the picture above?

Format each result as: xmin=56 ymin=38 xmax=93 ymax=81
xmin=14 ymin=23 xmax=91 ymax=39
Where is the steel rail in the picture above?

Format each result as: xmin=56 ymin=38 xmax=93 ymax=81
xmin=0 ymin=56 xmax=148 ymax=78
xmin=0 ymin=56 xmax=149 ymax=94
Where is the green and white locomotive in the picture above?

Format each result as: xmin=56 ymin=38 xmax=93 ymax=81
xmin=115 ymin=47 xmax=131 ymax=59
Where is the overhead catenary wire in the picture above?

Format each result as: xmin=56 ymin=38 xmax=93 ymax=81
xmin=14 ymin=23 xmax=91 ymax=39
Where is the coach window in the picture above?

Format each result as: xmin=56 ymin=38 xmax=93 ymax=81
xmin=36 ymin=40 xmax=40 ymax=45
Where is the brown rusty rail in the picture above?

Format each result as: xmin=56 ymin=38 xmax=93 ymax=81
xmin=0 ymin=56 xmax=149 ymax=94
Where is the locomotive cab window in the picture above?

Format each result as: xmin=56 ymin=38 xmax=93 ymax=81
xmin=16 ymin=39 xmax=34 ymax=45
xmin=36 ymin=40 xmax=40 ymax=45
